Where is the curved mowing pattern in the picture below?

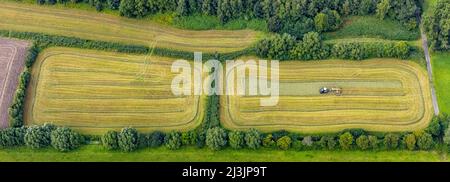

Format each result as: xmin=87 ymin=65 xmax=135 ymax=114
xmin=221 ymin=59 xmax=434 ymax=133
xmin=0 ymin=2 xmax=262 ymax=53
xmin=25 ymin=47 xmax=204 ymax=134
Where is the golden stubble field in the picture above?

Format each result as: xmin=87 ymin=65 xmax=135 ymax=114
xmin=0 ymin=1 xmax=263 ymax=53
xmin=25 ymin=47 xmax=205 ymax=134
xmin=221 ymin=59 xmax=434 ymax=133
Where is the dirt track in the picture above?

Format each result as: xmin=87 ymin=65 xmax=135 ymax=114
xmin=0 ymin=37 xmax=29 ymax=128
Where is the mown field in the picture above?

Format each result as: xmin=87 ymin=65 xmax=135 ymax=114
xmin=432 ymin=52 xmax=450 ymax=114
xmin=0 ymin=1 xmax=263 ymax=53
xmin=0 ymin=145 xmax=447 ymax=162
xmin=221 ymin=59 xmax=433 ymax=133
xmin=25 ymin=47 xmax=204 ymax=134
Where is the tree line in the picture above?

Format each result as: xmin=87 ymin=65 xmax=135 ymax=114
xmin=256 ymin=32 xmax=411 ymax=61
xmin=423 ymin=0 xmax=449 ymax=51
xmin=95 ymin=113 xmax=450 ymax=152
xmin=2 ymin=114 xmax=449 ymax=152
xmin=35 ymin=0 xmax=423 ymax=38
xmin=0 ymin=123 xmax=83 ymax=152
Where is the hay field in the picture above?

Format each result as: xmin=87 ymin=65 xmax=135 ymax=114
xmin=0 ymin=38 xmax=29 ymax=128
xmin=0 ymin=1 xmax=262 ymax=53
xmin=25 ymin=47 xmax=204 ymax=134
xmin=221 ymin=59 xmax=434 ymax=133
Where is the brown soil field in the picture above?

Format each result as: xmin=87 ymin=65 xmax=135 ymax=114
xmin=0 ymin=37 xmax=29 ymax=128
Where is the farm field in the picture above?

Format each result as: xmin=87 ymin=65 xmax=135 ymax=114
xmin=221 ymin=59 xmax=434 ymax=133
xmin=432 ymin=52 xmax=450 ymax=114
xmin=0 ymin=145 xmax=446 ymax=162
xmin=24 ymin=47 xmax=204 ymax=134
xmin=0 ymin=38 xmax=29 ymax=128
xmin=0 ymin=1 xmax=262 ymax=53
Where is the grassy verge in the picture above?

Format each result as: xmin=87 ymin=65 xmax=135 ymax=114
xmin=325 ymin=16 xmax=420 ymax=41
xmin=0 ymin=145 xmax=447 ymax=162
xmin=432 ymin=52 xmax=450 ymax=114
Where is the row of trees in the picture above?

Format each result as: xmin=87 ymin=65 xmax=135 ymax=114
xmin=8 ymin=45 xmax=39 ymax=128
xmin=256 ymin=32 xmax=411 ymax=61
xmin=98 ymin=114 xmax=450 ymax=152
xmin=3 ymin=114 xmax=448 ymax=152
xmin=423 ymin=0 xmax=449 ymax=51
xmin=0 ymin=123 xmax=83 ymax=152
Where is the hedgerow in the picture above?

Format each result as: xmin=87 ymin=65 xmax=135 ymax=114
xmin=256 ymin=31 xmax=412 ymax=61
xmin=0 ymin=30 xmax=252 ymax=61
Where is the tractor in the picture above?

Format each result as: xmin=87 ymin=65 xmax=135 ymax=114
xmin=319 ymin=87 xmax=342 ymax=95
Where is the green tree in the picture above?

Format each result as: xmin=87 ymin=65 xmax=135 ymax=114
xmin=356 ymin=135 xmax=369 ymax=150
xmin=339 ymin=132 xmax=354 ymax=150
xmin=394 ymin=41 xmax=410 ymax=59
xmin=0 ymin=127 xmax=26 ymax=147
xmin=118 ymin=127 xmax=138 ymax=152
xmin=107 ymin=0 xmax=121 ymax=10
xmin=376 ymin=0 xmax=390 ymax=19
xmin=149 ymin=131 xmax=165 ymax=147
xmin=314 ymin=13 xmax=328 ymax=32
xmin=134 ymin=0 xmax=148 ymax=17
xmin=342 ymin=0 xmax=350 ymax=16
xmin=101 ymin=130 xmax=119 ymax=150
xmin=176 ymin=0 xmax=189 ymax=16
xmin=383 ymin=134 xmax=399 ymax=150
xmin=228 ymin=131 xmax=245 ymax=149
xmin=165 ymin=131 xmax=182 ymax=150
xmin=245 ymin=128 xmax=261 ymax=149
xmin=423 ymin=0 xmax=450 ymax=50
xmin=291 ymin=32 xmax=329 ymax=60
xmin=444 ymin=127 xmax=450 ymax=150
xmin=24 ymin=124 xmax=55 ymax=149
xmin=415 ymin=131 xmax=434 ymax=150
xmin=119 ymin=0 xmax=136 ymax=17
xmin=318 ymin=136 xmax=337 ymax=150
xmin=404 ymin=134 xmax=416 ymax=151
xmin=276 ymin=136 xmax=292 ymax=150
xmin=51 ymin=127 xmax=81 ymax=152
xmin=368 ymin=135 xmax=379 ymax=149
xmin=206 ymin=127 xmax=227 ymax=151
xmin=262 ymin=134 xmax=276 ymax=148
xmin=202 ymin=0 xmax=217 ymax=15
xmin=360 ymin=0 xmax=375 ymax=15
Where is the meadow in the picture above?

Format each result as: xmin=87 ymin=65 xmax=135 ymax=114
xmin=221 ymin=59 xmax=434 ymax=133
xmin=432 ymin=52 xmax=450 ymax=114
xmin=324 ymin=16 xmax=420 ymax=41
xmin=0 ymin=145 xmax=446 ymax=162
xmin=0 ymin=1 xmax=262 ymax=53
xmin=25 ymin=47 xmax=204 ymax=134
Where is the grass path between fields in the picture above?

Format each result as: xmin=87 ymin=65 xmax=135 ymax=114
xmin=0 ymin=145 xmax=448 ymax=162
